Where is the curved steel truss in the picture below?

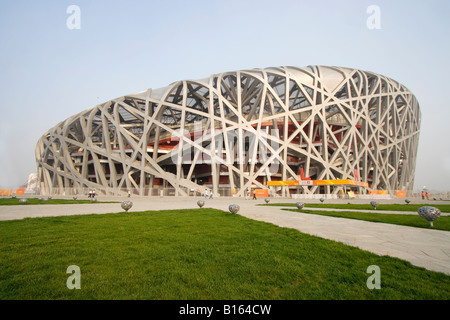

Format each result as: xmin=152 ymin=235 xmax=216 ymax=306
xmin=36 ymin=65 xmax=421 ymax=196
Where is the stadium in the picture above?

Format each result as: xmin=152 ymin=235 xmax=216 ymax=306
xmin=35 ymin=65 xmax=421 ymax=198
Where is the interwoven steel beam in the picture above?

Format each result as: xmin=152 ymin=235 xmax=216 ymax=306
xmin=35 ymin=65 xmax=421 ymax=196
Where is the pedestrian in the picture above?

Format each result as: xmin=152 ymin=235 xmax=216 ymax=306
xmin=128 ymin=190 xmax=131 ymax=198
xmin=209 ymin=191 xmax=213 ymax=199
xmin=421 ymin=191 xmax=424 ymax=200
xmin=426 ymin=192 xmax=429 ymax=200
xmin=252 ymin=190 xmax=256 ymax=200
xmin=204 ymin=189 xmax=208 ymax=198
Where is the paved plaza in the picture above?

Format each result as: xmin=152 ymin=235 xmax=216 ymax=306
xmin=0 ymin=196 xmax=449 ymax=275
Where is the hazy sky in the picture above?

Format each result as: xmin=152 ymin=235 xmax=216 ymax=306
xmin=0 ymin=0 xmax=449 ymax=191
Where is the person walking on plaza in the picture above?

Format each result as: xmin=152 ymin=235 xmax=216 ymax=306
xmin=421 ymin=191 xmax=425 ymax=200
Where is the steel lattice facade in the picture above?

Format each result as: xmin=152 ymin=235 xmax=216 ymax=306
xmin=36 ymin=65 xmax=421 ymax=197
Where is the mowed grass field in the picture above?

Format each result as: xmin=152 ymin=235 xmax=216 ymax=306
xmin=0 ymin=198 xmax=117 ymax=206
xmin=261 ymin=203 xmax=450 ymax=231
xmin=1 ymin=209 xmax=449 ymax=300
xmin=262 ymin=203 xmax=450 ymax=213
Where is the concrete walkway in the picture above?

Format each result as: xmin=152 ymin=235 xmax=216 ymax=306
xmin=1 ymin=196 xmax=449 ymax=275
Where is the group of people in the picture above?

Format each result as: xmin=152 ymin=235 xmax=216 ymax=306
xmin=421 ymin=191 xmax=430 ymax=200
xmin=88 ymin=190 xmax=96 ymax=198
xmin=201 ymin=188 xmax=258 ymax=199
xmin=204 ymin=189 xmax=213 ymax=199
xmin=245 ymin=189 xmax=257 ymax=200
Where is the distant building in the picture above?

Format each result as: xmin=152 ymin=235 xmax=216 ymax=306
xmin=36 ymin=65 xmax=421 ymax=196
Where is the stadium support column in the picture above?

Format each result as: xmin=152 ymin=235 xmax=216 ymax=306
xmin=140 ymin=89 xmax=152 ymax=196
xmin=210 ymin=129 xmax=219 ymax=197
xmin=282 ymin=114 xmax=288 ymax=197
xmin=237 ymin=71 xmax=245 ymax=196
xmin=175 ymin=81 xmax=187 ymax=197
xmin=305 ymin=113 xmax=314 ymax=194
xmin=209 ymin=87 xmax=219 ymax=197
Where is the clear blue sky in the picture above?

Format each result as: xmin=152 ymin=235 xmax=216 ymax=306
xmin=0 ymin=0 xmax=449 ymax=191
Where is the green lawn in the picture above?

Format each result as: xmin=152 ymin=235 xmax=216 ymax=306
xmin=282 ymin=209 xmax=450 ymax=231
xmin=262 ymin=202 xmax=450 ymax=213
xmin=0 ymin=198 xmax=117 ymax=206
xmin=0 ymin=209 xmax=449 ymax=300
xmin=261 ymin=203 xmax=450 ymax=231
